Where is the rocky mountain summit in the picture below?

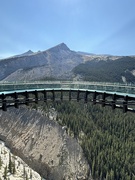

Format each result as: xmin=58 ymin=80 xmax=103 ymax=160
xmin=0 ymin=106 xmax=92 ymax=180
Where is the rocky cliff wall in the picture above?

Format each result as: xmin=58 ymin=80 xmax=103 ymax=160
xmin=0 ymin=107 xmax=92 ymax=180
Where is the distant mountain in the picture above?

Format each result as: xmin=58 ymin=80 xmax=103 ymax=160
xmin=0 ymin=43 xmax=83 ymax=81
xmin=73 ymin=56 xmax=135 ymax=83
xmin=4 ymin=50 xmax=34 ymax=59
xmin=18 ymin=50 xmax=34 ymax=56
xmin=0 ymin=43 xmax=135 ymax=83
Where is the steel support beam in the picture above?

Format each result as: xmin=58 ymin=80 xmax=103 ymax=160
xmin=14 ymin=92 xmax=19 ymax=108
xmin=43 ymin=90 xmax=47 ymax=102
xmin=61 ymin=89 xmax=63 ymax=101
xmin=0 ymin=89 xmax=135 ymax=113
xmin=84 ymin=90 xmax=88 ymax=103
xmin=2 ymin=93 xmax=7 ymax=111
xmin=69 ymin=90 xmax=71 ymax=101
xmin=77 ymin=90 xmax=80 ymax=102
xmin=34 ymin=90 xmax=38 ymax=104
xmin=123 ymin=95 xmax=128 ymax=113
xmin=102 ymin=92 xmax=106 ymax=107
xmin=93 ymin=91 xmax=97 ymax=105
xmin=25 ymin=91 xmax=29 ymax=106
xmin=52 ymin=89 xmax=55 ymax=101
xmin=112 ymin=94 xmax=116 ymax=110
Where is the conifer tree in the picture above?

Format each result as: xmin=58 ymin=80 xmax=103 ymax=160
xmin=3 ymin=165 xmax=7 ymax=180
xmin=12 ymin=162 xmax=16 ymax=174
xmin=8 ymin=153 xmax=12 ymax=173
xmin=0 ymin=156 xmax=2 ymax=169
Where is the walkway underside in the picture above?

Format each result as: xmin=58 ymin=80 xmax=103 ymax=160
xmin=0 ymin=88 xmax=135 ymax=113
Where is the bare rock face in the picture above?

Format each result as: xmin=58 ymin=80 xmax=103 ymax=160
xmin=0 ymin=107 xmax=91 ymax=180
xmin=0 ymin=140 xmax=43 ymax=180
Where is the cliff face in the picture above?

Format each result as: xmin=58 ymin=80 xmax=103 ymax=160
xmin=0 ymin=107 xmax=91 ymax=180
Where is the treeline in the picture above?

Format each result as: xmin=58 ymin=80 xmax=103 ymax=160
xmin=40 ymin=101 xmax=135 ymax=180
xmin=73 ymin=56 xmax=135 ymax=83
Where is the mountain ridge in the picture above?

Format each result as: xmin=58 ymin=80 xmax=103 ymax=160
xmin=0 ymin=43 xmax=135 ymax=83
xmin=0 ymin=43 xmax=83 ymax=81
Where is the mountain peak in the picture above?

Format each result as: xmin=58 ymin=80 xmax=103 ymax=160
xmin=22 ymin=50 xmax=34 ymax=56
xmin=47 ymin=43 xmax=70 ymax=53
xmin=57 ymin=43 xmax=70 ymax=50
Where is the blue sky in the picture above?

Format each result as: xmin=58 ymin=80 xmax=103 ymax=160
xmin=0 ymin=0 xmax=135 ymax=58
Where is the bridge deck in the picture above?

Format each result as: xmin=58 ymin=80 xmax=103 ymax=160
xmin=0 ymin=81 xmax=135 ymax=112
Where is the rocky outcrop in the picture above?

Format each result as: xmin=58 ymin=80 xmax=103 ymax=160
xmin=0 ymin=107 xmax=92 ymax=180
xmin=0 ymin=140 xmax=44 ymax=180
xmin=3 ymin=66 xmax=53 ymax=81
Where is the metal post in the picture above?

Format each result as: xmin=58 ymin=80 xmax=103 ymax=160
xmin=34 ymin=90 xmax=38 ymax=104
xmin=2 ymin=93 xmax=7 ymax=111
xmin=14 ymin=92 xmax=19 ymax=108
xmin=61 ymin=89 xmax=63 ymax=101
xmin=123 ymin=95 xmax=128 ymax=113
xmin=112 ymin=94 xmax=116 ymax=110
xmin=84 ymin=90 xmax=88 ymax=103
xmin=102 ymin=92 xmax=106 ymax=107
xmin=25 ymin=91 xmax=29 ymax=106
xmin=44 ymin=90 xmax=47 ymax=102
xmin=69 ymin=90 xmax=71 ymax=101
xmin=52 ymin=89 xmax=55 ymax=101
xmin=77 ymin=90 xmax=80 ymax=102
xmin=93 ymin=91 xmax=97 ymax=105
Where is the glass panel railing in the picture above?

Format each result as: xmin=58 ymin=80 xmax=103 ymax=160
xmin=0 ymin=81 xmax=135 ymax=95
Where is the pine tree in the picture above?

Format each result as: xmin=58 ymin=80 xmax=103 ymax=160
xmin=26 ymin=173 xmax=28 ymax=180
xmin=23 ymin=166 xmax=26 ymax=178
xmin=8 ymin=153 xmax=12 ymax=173
xmin=12 ymin=162 xmax=16 ymax=174
xmin=0 ymin=156 xmax=2 ymax=169
xmin=3 ymin=165 xmax=7 ymax=180
xmin=30 ymin=169 xmax=32 ymax=179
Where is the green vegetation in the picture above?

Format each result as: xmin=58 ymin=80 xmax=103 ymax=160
xmin=73 ymin=57 xmax=135 ymax=83
xmin=0 ymin=156 xmax=2 ymax=169
xmin=8 ymin=154 xmax=16 ymax=175
xmin=3 ymin=165 xmax=7 ymax=179
xmin=40 ymin=101 xmax=135 ymax=180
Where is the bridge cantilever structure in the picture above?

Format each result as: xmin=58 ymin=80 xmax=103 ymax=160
xmin=0 ymin=81 xmax=135 ymax=112
xmin=0 ymin=88 xmax=135 ymax=113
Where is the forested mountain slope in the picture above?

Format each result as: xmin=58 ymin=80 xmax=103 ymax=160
xmin=73 ymin=56 xmax=135 ymax=83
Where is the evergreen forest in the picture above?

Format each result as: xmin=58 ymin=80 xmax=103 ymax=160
xmin=39 ymin=101 xmax=135 ymax=180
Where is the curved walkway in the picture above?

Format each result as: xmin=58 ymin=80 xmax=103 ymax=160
xmin=0 ymin=81 xmax=135 ymax=112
